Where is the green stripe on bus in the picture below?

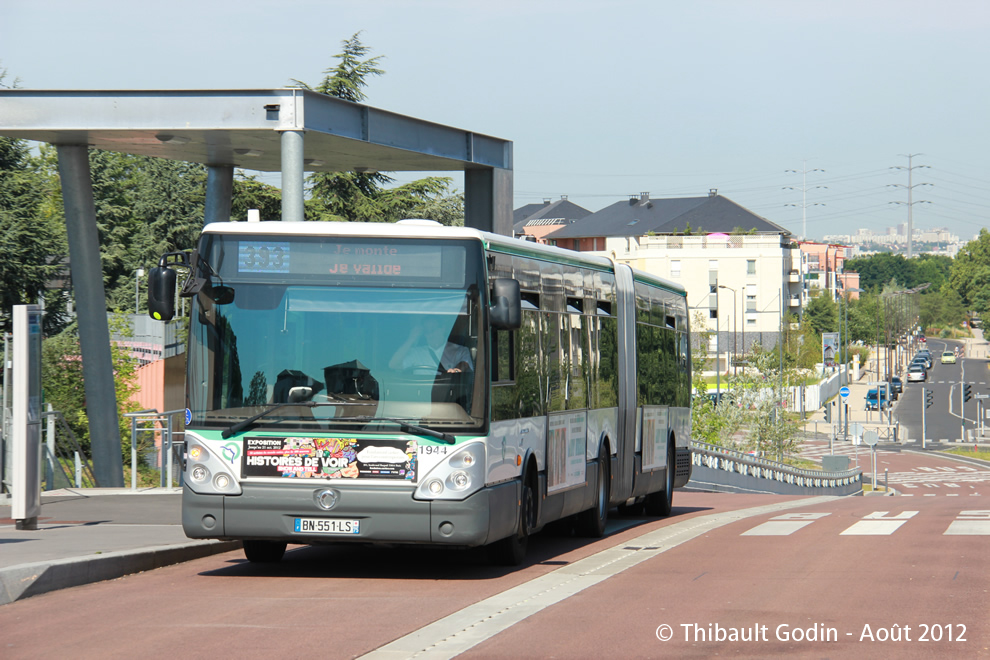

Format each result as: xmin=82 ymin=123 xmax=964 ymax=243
xmin=484 ymin=242 xmax=614 ymax=273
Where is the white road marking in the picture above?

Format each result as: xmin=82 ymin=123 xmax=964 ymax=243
xmin=840 ymin=511 xmax=918 ymax=535
xmin=741 ymin=512 xmax=831 ymax=536
xmin=945 ymin=510 xmax=990 ymax=535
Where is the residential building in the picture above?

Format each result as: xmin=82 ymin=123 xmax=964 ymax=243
xmin=796 ymin=242 xmax=857 ymax=303
xmin=544 ymin=191 xmax=799 ymax=371
xmin=512 ymin=196 xmax=591 ymax=244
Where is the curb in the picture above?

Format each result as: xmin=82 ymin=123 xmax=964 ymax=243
xmin=0 ymin=539 xmax=241 ymax=606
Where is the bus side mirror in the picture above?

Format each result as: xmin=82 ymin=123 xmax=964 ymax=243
xmin=490 ymin=278 xmax=521 ymax=330
xmin=148 ymin=266 xmax=177 ymax=321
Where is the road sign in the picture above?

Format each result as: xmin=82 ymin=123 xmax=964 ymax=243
xmin=839 ymin=386 xmax=850 ymax=398
xmin=976 ymin=393 xmax=989 ymax=400
xmin=863 ymin=429 xmax=879 ymax=447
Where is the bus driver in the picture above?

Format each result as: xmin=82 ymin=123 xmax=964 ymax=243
xmin=389 ymin=316 xmax=473 ymax=374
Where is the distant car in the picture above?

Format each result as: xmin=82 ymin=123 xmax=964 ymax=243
xmin=919 ymin=335 xmax=926 ymax=343
xmin=914 ymin=353 xmax=933 ymax=369
xmin=941 ymin=351 xmax=957 ymax=364
xmin=907 ymin=364 xmax=927 ymax=382
xmin=888 ymin=375 xmax=903 ymax=395
xmin=865 ymin=388 xmax=891 ymax=411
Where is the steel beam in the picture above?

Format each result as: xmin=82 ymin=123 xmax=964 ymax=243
xmin=280 ymin=130 xmax=305 ymax=222
xmin=205 ymin=165 xmax=234 ymax=224
xmin=56 ymin=145 xmax=124 ymax=487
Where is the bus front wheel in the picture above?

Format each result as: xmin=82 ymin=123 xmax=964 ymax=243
xmin=488 ymin=469 xmax=536 ymax=566
xmin=243 ymin=540 xmax=287 ymax=563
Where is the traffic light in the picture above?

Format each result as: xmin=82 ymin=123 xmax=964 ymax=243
xmin=964 ymin=383 xmax=973 ymax=403
xmin=824 ymin=402 xmax=832 ymax=423
xmin=925 ymin=388 xmax=933 ymax=409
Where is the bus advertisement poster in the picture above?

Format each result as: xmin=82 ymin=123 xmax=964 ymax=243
xmin=242 ymin=436 xmax=417 ymax=481
xmin=641 ymin=407 xmax=669 ymax=471
xmin=547 ymin=412 xmax=587 ymax=493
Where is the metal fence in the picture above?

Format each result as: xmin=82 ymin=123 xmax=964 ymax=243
xmin=41 ymin=407 xmax=99 ymax=490
xmin=122 ymin=408 xmax=186 ymax=490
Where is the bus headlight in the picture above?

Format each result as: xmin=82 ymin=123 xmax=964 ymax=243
xmin=415 ymin=443 xmax=485 ymax=501
xmin=449 ymin=470 xmax=470 ymax=490
xmin=184 ymin=441 xmax=242 ymax=496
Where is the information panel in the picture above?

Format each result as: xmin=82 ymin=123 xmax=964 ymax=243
xmin=242 ymin=436 xmax=418 ymax=481
xmin=547 ymin=411 xmax=587 ymax=493
xmin=641 ymin=406 xmax=669 ymax=471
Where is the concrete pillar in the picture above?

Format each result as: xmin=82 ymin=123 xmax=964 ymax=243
xmin=205 ymin=164 xmax=234 ymax=224
xmin=56 ymin=144 xmax=124 ymax=487
xmin=465 ymin=167 xmax=513 ymax=236
xmin=280 ymin=130 xmax=305 ymax=222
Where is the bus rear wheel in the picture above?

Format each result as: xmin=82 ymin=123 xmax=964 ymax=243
xmin=243 ymin=540 xmax=287 ymax=563
xmin=644 ymin=441 xmax=675 ymax=517
xmin=576 ymin=446 xmax=610 ymax=537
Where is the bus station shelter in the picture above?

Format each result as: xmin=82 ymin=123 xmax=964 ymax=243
xmin=0 ymin=89 xmax=514 ymax=486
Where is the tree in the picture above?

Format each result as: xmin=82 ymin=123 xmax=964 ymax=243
xmin=231 ymin=171 xmax=282 ymax=222
xmin=845 ymin=253 xmax=912 ymax=292
xmin=803 ymin=292 xmax=839 ymax=335
xmin=410 ymin=189 xmax=465 ymax=226
xmin=948 ymin=229 xmax=990 ymax=316
xmin=0 ymin=72 xmax=68 ymax=333
xmin=738 ymin=342 xmax=800 ymax=458
xmin=291 ymin=32 xmax=456 ymax=223
xmin=41 ymin=314 xmax=142 ymax=458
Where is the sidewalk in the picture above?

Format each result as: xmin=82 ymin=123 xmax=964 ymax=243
xmin=0 ymin=488 xmax=239 ymax=606
xmin=801 ymin=361 xmax=895 ymax=440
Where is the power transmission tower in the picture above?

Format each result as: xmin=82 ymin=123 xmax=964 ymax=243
xmin=890 ymin=154 xmax=932 ymax=259
xmin=784 ymin=161 xmax=827 ymax=240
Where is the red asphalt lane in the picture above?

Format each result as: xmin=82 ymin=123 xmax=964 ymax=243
xmin=464 ymin=495 xmax=989 ymax=659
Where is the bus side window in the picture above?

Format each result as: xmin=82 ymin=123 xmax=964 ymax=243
xmin=492 ymin=329 xmax=515 ymax=383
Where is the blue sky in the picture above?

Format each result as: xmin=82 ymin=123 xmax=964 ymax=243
xmin=2 ymin=0 xmax=988 ymax=240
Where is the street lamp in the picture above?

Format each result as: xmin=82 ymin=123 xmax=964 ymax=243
xmin=842 ymin=286 xmax=864 ymax=439
xmin=135 ymin=268 xmax=145 ymax=315
xmin=718 ymin=284 xmax=737 ymax=376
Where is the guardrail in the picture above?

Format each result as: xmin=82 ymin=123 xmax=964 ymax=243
xmin=122 ymin=408 xmax=187 ymax=490
xmin=690 ymin=441 xmax=862 ymax=495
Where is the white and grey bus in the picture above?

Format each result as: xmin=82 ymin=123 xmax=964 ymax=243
xmin=148 ymin=221 xmax=692 ymax=565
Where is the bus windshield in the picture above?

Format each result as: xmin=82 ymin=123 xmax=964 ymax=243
xmin=186 ymin=234 xmax=487 ymax=434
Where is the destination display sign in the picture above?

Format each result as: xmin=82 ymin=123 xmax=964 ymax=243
xmin=234 ymin=238 xmax=461 ymax=283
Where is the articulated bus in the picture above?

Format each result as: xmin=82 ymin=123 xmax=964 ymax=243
xmin=148 ymin=220 xmax=692 ymax=565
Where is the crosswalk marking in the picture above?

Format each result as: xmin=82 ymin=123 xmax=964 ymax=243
xmin=740 ymin=510 xmax=990 ymax=537
xmin=945 ymin=510 xmax=990 ymax=535
xmin=741 ymin=512 xmax=831 ymax=536
xmin=840 ymin=510 xmax=919 ymax=535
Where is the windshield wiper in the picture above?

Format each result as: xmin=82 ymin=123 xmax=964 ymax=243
xmin=222 ymin=402 xmax=333 ymax=438
xmin=348 ymin=416 xmax=456 ymax=444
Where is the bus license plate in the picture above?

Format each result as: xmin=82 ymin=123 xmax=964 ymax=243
xmin=294 ymin=518 xmax=360 ymax=535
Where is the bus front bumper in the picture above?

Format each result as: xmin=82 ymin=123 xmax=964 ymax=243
xmin=181 ymin=479 xmax=519 ymax=548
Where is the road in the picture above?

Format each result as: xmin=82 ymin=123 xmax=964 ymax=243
xmin=1 ymin=491 xmax=987 ymax=659
xmin=897 ymin=338 xmax=989 ymax=444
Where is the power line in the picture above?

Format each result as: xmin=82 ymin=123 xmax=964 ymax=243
xmin=890 ymin=154 xmax=932 ymax=258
